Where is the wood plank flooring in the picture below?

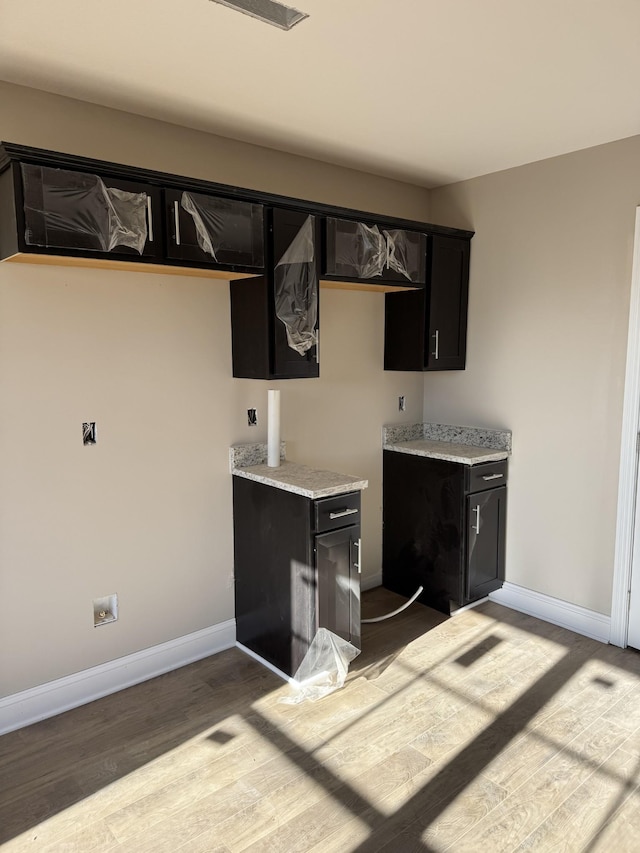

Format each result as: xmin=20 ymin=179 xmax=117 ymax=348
xmin=2 ymin=589 xmax=640 ymax=852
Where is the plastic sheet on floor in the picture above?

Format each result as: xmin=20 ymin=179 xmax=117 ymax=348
xmin=279 ymin=628 xmax=360 ymax=704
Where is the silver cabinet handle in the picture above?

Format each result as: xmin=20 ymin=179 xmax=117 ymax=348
xmin=329 ymin=507 xmax=358 ymax=519
xmin=353 ymin=538 xmax=361 ymax=573
xmin=432 ymin=329 xmax=439 ymax=360
xmin=174 ymin=200 xmax=181 ymax=246
xmin=482 ymin=473 xmax=504 ymax=481
xmin=473 ymin=505 xmax=481 ymax=534
xmin=146 ymin=196 xmax=154 ymax=243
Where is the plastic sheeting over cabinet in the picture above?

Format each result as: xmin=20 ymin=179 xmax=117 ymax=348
xmin=229 ymin=207 xmax=319 ymax=380
xmin=177 ymin=191 xmax=264 ymax=268
xmin=21 ymin=164 xmax=149 ymax=255
xmin=275 ymin=214 xmax=317 ymax=355
xmin=324 ymin=217 xmax=426 ymax=284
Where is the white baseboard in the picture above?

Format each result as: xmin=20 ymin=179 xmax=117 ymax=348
xmin=362 ymin=571 xmax=382 ymax=592
xmin=489 ymin=583 xmax=610 ymax=644
xmin=0 ymin=619 xmax=236 ymax=736
xmin=236 ymin=642 xmax=293 ymax=684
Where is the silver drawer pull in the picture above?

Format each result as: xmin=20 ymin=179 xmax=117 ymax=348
xmin=329 ymin=508 xmax=358 ymax=519
xmin=353 ymin=538 xmax=361 ymax=573
xmin=432 ymin=329 xmax=439 ymax=360
xmin=174 ymin=200 xmax=181 ymax=246
xmin=146 ymin=196 xmax=154 ymax=243
xmin=473 ymin=505 xmax=481 ymax=534
xmin=482 ymin=473 xmax=504 ymax=481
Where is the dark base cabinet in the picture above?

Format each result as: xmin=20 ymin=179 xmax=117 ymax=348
xmin=233 ymin=477 xmax=361 ymax=677
xmin=382 ymin=450 xmax=506 ymax=614
xmin=384 ymin=234 xmax=470 ymax=371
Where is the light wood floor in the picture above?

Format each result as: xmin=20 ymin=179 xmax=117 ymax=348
xmin=2 ymin=590 xmax=640 ymax=852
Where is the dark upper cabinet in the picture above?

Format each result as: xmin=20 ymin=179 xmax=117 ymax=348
xmin=230 ymin=207 xmax=319 ymax=380
xmin=382 ymin=450 xmax=506 ymax=614
xmin=164 ymin=188 xmax=265 ymax=273
xmin=384 ymin=234 xmax=470 ymax=371
xmin=322 ymin=216 xmax=426 ymax=287
xmin=0 ymin=143 xmax=476 ymax=375
xmin=0 ymin=161 xmax=162 ymax=263
xmin=0 ymin=142 xmax=473 ymax=289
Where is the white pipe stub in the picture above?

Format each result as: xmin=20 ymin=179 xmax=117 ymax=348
xmin=267 ymin=389 xmax=281 ymax=467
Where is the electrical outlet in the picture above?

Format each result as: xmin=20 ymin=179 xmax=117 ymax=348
xmin=247 ymin=408 xmax=257 ymax=426
xmin=83 ymin=422 xmax=96 ymax=445
xmin=398 ymin=396 xmax=406 ymax=412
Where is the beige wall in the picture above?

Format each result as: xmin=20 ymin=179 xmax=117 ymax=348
xmin=428 ymin=136 xmax=640 ymax=615
xmin=0 ymin=82 xmax=429 ymax=697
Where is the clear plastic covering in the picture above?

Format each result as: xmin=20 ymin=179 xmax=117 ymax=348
xmin=383 ymin=229 xmax=413 ymax=281
xmin=352 ymin=222 xmax=387 ymax=279
xmin=21 ymin=164 xmax=148 ymax=254
xmin=274 ymin=215 xmax=318 ymax=355
xmin=327 ymin=217 xmax=424 ymax=283
xmin=180 ymin=191 xmax=264 ymax=266
xmin=279 ymin=628 xmax=360 ymax=704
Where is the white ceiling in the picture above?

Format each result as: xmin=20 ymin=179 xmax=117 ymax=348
xmin=0 ymin=0 xmax=638 ymax=187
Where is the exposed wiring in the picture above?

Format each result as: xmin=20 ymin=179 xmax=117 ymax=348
xmin=361 ymin=586 xmax=424 ymax=623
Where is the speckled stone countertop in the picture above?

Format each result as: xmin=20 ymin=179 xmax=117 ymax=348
xmin=230 ymin=443 xmax=368 ymax=499
xmin=383 ymin=423 xmax=512 ymax=466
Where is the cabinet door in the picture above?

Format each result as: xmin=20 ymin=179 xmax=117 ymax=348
xmin=466 ymin=486 xmax=506 ymax=601
xmin=271 ymin=207 xmax=319 ymax=379
xmin=230 ymin=208 xmax=319 ymax=380
xmin=384 ymin=234 xmax=470 ymax=371
xmin=324 ymin=217 xmax=426 ymax=285
xmin=19 ymin=163 xmax=161 ymax=260
xmin=316 ymin=526 xmax=361 ymax=650
xmin=425 ymin=235 xmax=470 ymax=370
xmin=165 ymin=188 xmax=265 ymax=271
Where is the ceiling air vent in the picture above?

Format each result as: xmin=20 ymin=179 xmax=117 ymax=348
xmin=210 ymin=0 xmax=308 ymax=30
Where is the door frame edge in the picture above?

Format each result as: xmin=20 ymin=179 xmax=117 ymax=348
xmin=611 ymin=206 xmax=640 ymax=647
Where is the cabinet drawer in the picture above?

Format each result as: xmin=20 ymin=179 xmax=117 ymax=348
xmin=314 ymin=492 xmax=360 ymax=533
xmin=466 ymin=460 xmax=508 ymax=494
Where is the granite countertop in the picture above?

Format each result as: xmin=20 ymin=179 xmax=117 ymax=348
xmin=383 ymin=422 xmax=512 ymax=466
xmin=230 ymin=444 xmax=368 ymax=499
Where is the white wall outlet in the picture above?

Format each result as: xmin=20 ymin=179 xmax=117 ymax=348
xmin=399 ymin=396 xmax=406 ymax=412
xmin=247 ymin=408 xmax=258 ymax=426
xmin=93 ymin=594 xmax=118 ymax=627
